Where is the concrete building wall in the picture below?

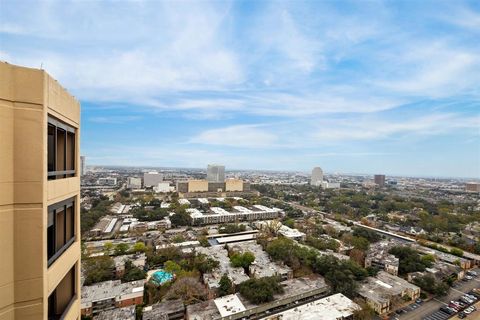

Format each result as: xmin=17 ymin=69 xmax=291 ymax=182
xmin=0 ymin=62 xmax=81 ymax=320
xmin=143 ymin=172 xmax=163 ymax=187
xmin=225 ymin=179 xmax=243 ymax=192
xmin=188 ymin=180 xmax=209 ymax=193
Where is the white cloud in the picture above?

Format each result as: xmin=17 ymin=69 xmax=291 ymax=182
xmin=191 ymin=125 xmax=277 ymax=148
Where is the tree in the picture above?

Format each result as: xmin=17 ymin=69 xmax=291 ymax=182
xmin=230 ymin=252 xmax=255 ymax=271
xmin=353 ymin=298 xmax=375 ymax=320
xmin=283 ymin=218 xmax=295 ymax=228
xmin=170 ymin=212 xmax=192 ymax=226
xmin=164 ymin=260 xmax=183 ymax=274
xmin=221 ymin=224 xmax=246 ymax=234
xmin=389 ymin=246 xmax=431 ymax=275
xmin=353 ymin=227 xmax=381 ymax=243
xmin=218 ymin=273 xmax=234 ymax=297
xmin=114 ymin=243 xmax=129 ymax=255
xmin=83 ymin=256 xmax=115 ymax=285
xmin=132 ymin=242 xmax=146 ymax=253
xmin=104 ymin=241 xmax=114 ymax=253
xmin=165 ymin=277 xmax=206 ymax=304
xmin=122 ymin=260 xmax=147 ymax=282
xmin=449 ymin=247 xmax=464 ymax=257
xmin=413 ymin=274 xmax=449 ymax=297
xmin=238 ymin=277 xmax=284 ymax=304
xmin=193 ymin=254 xmax=219 ymax=274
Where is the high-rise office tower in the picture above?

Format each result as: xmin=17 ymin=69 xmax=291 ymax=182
xmin=311 ymin=167 xmax=323 ymax=186
xmin=374 ymin=174 xmax=386 ymax=186
xmin=0 ymin=62 xmax=81 ymax=320
xmin=80 ymin=156 xmax=86 ymax=176
xmin=207 ymin=164 xmax=225 ymax=182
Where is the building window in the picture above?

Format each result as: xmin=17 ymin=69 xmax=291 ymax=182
xmin=48 ymin=116 xmax=76 ymax=180
xmin=48 ymin=198 xmax=76 ymax=266
xmin=48 ymin=266 xmax=76 ymax=320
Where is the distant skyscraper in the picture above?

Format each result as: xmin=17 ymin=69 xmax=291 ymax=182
xmin=311 ymin=167 xmax=323 ymax=186
xmin=80 ymin=155 xmax=86 ymax=176
xmin=207 ymin=164 xmax=225 ymax=182
xmin=374 ymin=174 xmax=386 ymax=186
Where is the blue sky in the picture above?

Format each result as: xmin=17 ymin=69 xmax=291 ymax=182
xmin=1 ymin=0 xmax=479 ymax=178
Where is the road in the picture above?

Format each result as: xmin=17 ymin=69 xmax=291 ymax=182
xmin=397 ymin=269 xmax=480 ymax=320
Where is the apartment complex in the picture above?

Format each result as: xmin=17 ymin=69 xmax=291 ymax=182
xmin=0 ymin=62 xmax=81 ymax=319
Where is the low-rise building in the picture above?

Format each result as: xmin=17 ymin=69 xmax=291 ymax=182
xmin=113 ymin=253 xmax=146 ymax=277
xmin=415 ymin=245 xmax=471 ymax=269
xmin=187 ymin=276 xmax=330 ymax=320
xmin=94 ymin=305 xmax=136 ymax=320
xmin=98 ymin=177 xmax=118 ymax=186
xmin=262 ymin=293 xmax=360 ymax=320
xmin=227 ymin=241 xmax=293 ymax=280
xmin=358 ymin=271 xmax=420 ymax=314
xmin=408 ymin=261 xmax=464 ymax=283
xmin=195 ymin=246 xmax=250 ymax=298
xmin=143 ymin=299 xmax=185 ymax=320
xmin=81 ymin=280 xmax=145 ymax=316
xmin=188 ymin=206 xmax=282 ymax=226
xmin=365 ymin=240 xmax=400 ymax=276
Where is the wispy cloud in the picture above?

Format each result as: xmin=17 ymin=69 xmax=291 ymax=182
xmin=89 ymin=116 xmax=142 ymax=124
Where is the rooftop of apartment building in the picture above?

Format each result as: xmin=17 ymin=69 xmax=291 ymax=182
xmin=226 ymin=241 xmax=292 ymax=278
xmin=142 ymin=299 xmax=184 ymax=320
xmin=366 ymin=240 xmax=401 ymax=266
xmin=195 ymin=245 xmax=250 ymax=288
xmin=81 ymin=280 xmax=145 ymax=308
xmin=113 ymin=253 xmax=146 ymax=271
xmin=187 ymin=275 xmax=329 ymax=320
xmin=261 ymin=293 xmax=361 ymax=320
xmin=358 ymin=271 xmax=420 ymax=303
xmin=94 ymin=305 xmax=136 ymax=320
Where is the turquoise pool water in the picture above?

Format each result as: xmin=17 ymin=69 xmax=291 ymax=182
xmin=152 ymin=270 xmax=174 ymax=285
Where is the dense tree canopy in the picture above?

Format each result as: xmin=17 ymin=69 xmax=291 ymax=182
xmin=238 ymin=276 xmax=284 ymax=304
xmin=389 ymin=246 xmax=433 ymax=275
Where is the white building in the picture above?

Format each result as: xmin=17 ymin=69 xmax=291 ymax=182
xmin=321 ymin=181 xmax=341 ymax=189
xmin=311 ymin=167 xmax=323 ymax=186
xmin=127 ymin=177 xmax=142 ymax=189
xmin=262 ymin=293 xmax=360 ymax=320
xmin=144 ymin=171 xmax=163 ymax=187
xmin=153 ymin=182 xmax=173 ymax=193
xmin=207 ymin=164 xmax=225 ymax=182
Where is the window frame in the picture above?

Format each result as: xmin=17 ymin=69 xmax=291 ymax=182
xmin=48 ymin=266 xmax=77 ymax=320
xmin=47 ymin=197 xmax=76 ymax=267
xmin=48 ymin=116 xmax=76 ymax=180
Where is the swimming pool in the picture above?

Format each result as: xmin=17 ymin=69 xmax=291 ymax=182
xmin=151 ymin=269 xmax=174 ymax=285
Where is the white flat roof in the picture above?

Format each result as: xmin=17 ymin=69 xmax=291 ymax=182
xmin=262 ymin=293 xmax=360 ymax=320
xmin=216 ymin=233 xmax=256 ymax=244
xmin=214 ymin=294 xmax=246 ymax=317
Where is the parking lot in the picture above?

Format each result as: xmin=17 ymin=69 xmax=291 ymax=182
xmin=391 ymin=268 xmax=480 ymax=320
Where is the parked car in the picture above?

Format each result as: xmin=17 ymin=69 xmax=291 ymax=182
xmin=440 ymin=306 xmax=455 ymax=315
xmin=416 ymin=298 xmax=423 ymax=304
xmin=458 ymin=312 xmax=466 ymax=319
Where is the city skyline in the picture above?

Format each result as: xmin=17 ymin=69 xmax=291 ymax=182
xmin=1 ymin=0 xmax=479 ymax=178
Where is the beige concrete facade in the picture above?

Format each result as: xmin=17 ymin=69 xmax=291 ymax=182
xmin=0 ymin=62 xmax=81 ymax=320
xmin=187 ymin=180 xmax=209 ymax=193
xmin=225 ymin=179 xmax=243 ymax=192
